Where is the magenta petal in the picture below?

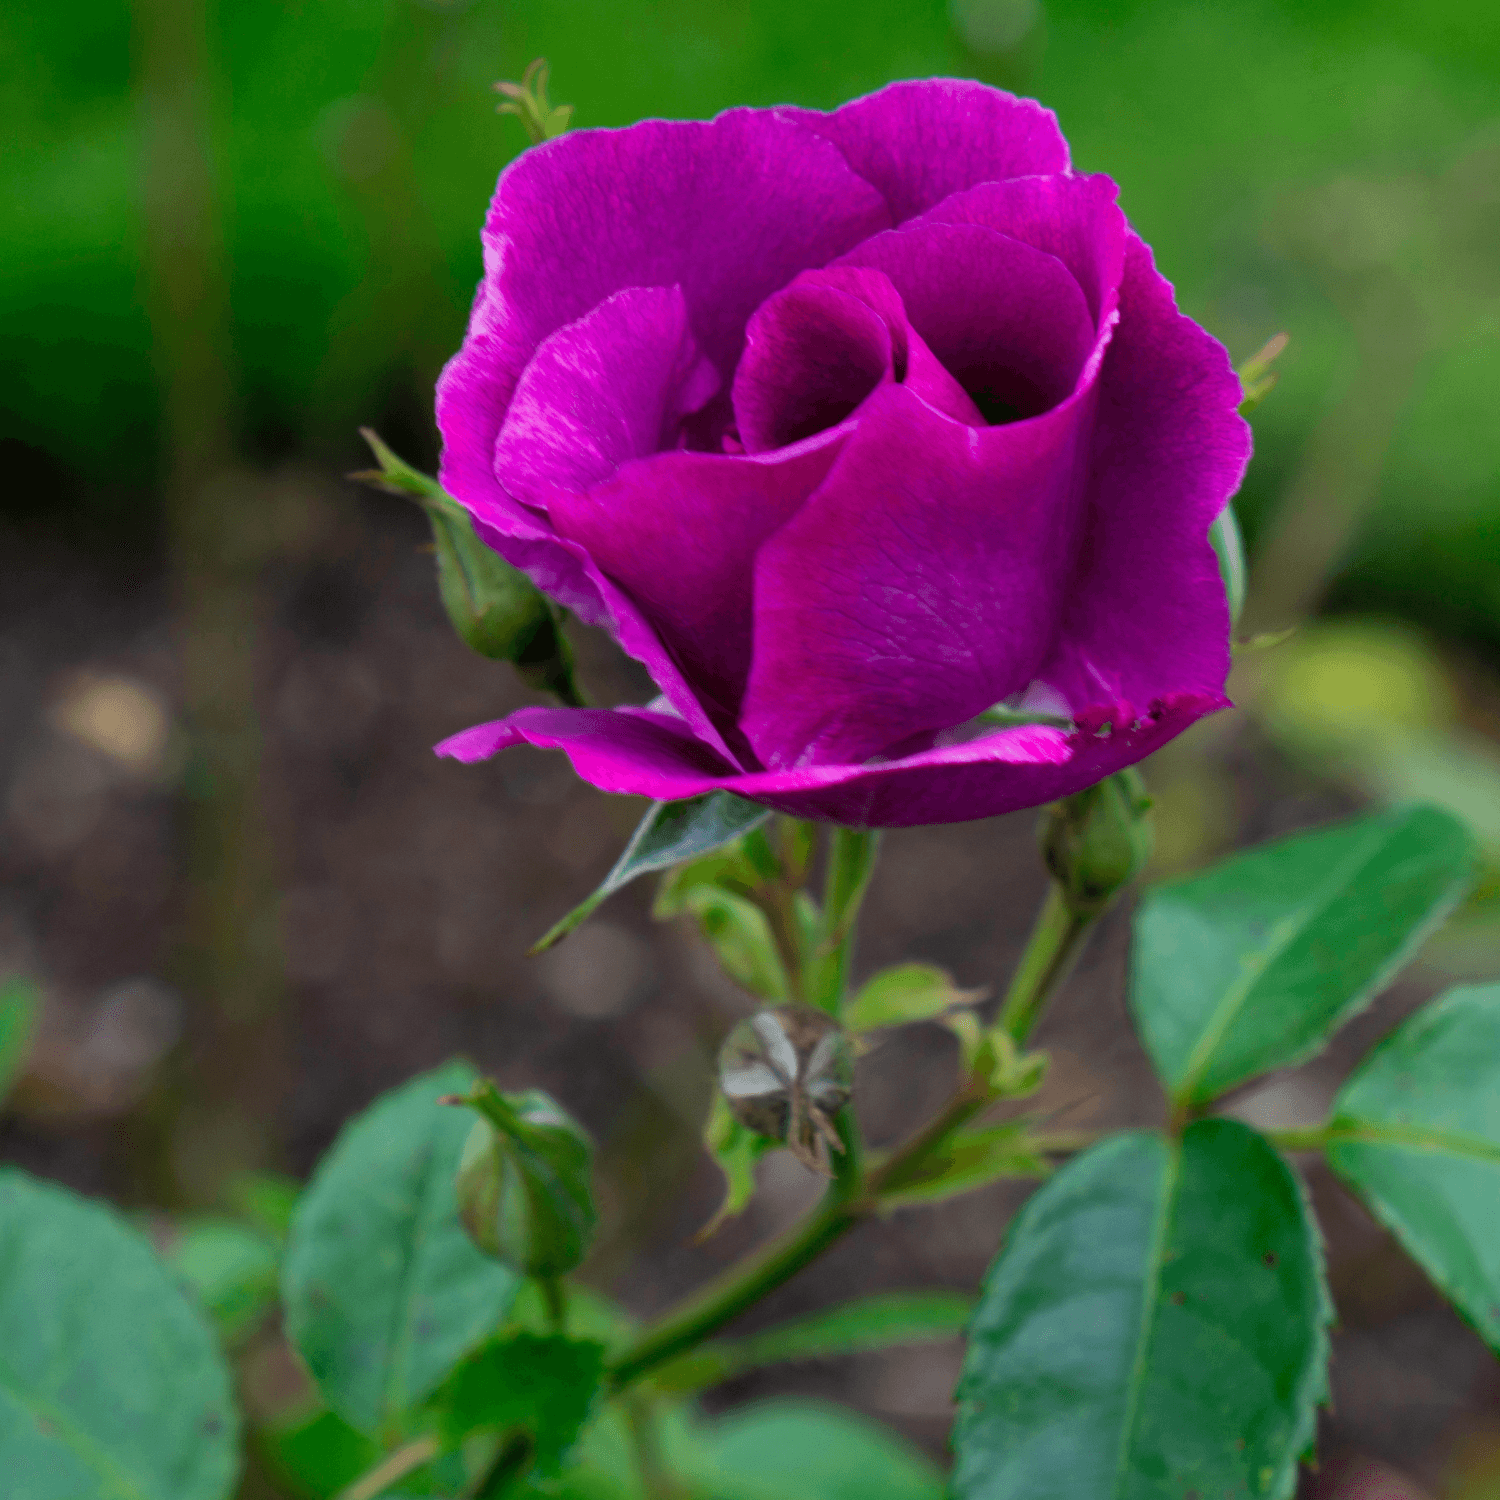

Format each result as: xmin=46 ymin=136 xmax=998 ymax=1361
xmin=495 ymin=286 xmax=719 ymax=507
xmin=436 ymin=110 xmax=888 ymax=537
xmin=548 ymin=435 xmax=846 ymax=726
xmin=434 ymin=691 xmax=1223 ymax=828
xmin=835 ymin=220 xmax=1095 ymax=419
xmin=778 ymin=79 xmax=1070 ymax=226
xmin=1033 ymin=234 xmax=1250 ymax=715
xmin=917 ymin=174 xmax=1127 ymax=331
xmin=740 ymin=380 xmax=1097 ymax=769
xmin=732 ymin=280 xmax=893 ymax=453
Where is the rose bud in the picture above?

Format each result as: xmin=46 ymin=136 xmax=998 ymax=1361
xmin=434 ymin=81 xmax=1249 ymax=827
xmin=718 ymin=1005 xmax=854 ymax=1176
xmin=354 ymin=429 xmax=579 ymax=701
xmin=451 ymin=1082 xmax=596 ymax=1278
xmin=1039 ymin=767 xmax=1154 ymax=913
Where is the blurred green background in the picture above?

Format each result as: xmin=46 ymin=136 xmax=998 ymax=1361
xmin=5 ymin=0 xmax=1499 ymax=648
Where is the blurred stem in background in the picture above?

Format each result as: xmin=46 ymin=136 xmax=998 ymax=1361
xmin=134 ymin=0 xmax=285 ymax=1203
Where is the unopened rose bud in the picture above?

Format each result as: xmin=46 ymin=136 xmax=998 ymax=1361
xmin=352 ymin=429 xmax=581 ymax=703
xmin=718 ymin=1005 xmax=854 ymax=1176
xmin=1038 ymin=768 xmax=1154 ymax=914
xmin=451 ymin=1083 xmax=596 ymax=1279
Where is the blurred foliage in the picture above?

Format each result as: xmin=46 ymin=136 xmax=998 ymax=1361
xmin=3 ymin=0 xmax=1499 ymax=649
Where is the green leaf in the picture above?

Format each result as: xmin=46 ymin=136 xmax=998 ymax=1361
xmin=698 ymin=1092 xmax=773 ymax=1239
xmin=653 ymin=1292 xmax=973 ymax=1393
xmin=1325 ymin=982 xmax=1500 ymax=1352
xmin=1131 ymin=804 xmax=1474 ymax=1106
xmin=681 ymin=887 xmax=788 ymax=1001
xmin=681 ymin=1398 xmax=943 ymax=1500
xmin=873 ymin=1122 xmax=1050 ymax=1210
xmin=952 ymin=1121 xmax=1329 ymax=1500
xmin=0 ymin=1169 xmax=240 ymax=1500
xmin=165 ymin=1216 xmax=280 ymax=1345
xmin=222 ymin=1170 xmax=301 ymax=1243
xmin=258 ymin=1407 xmax=379 ymax=1500
xmin=429 ymin=1332 xmax=607 ymax=1474
xmin=843 ymin=963 xmax=983 ymax=1032
xmin=534 ymin=794 xmax=772 ymax=953
xmin=0 ymin=975 xmax=39 ymax=1104
xmin=281 ymin=1061 xmax=522 ymax=1439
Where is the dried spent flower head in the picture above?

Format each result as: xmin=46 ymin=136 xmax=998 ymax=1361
xmin=717 ymin=1005 xmax=854 ymax=1176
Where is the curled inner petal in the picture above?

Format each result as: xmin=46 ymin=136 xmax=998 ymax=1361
xmin=732 ymin=267 xmax=984 ymax=452
xmin=732 ymin=282 xmax=894 ymax=452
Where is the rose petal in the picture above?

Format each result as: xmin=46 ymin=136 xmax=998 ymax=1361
xmin=1032 ymin=234 xmax=1249 ymax=715
xmin=740 ymin=379 xmax=1097 ymax=769
xmin=836 ymin=219 xmax=1096 ymax=421
xmin=436 ymin=109 xmax=889 ymax=535
xmin=732 ymin=266 xmax=983 ymax=450
xmin=731 ymin=280 xmax=894 ymax=453
xmin=548 ymin=433 xmax=847 ymax=731
xmin=436 ymin=690 xmax=1224 ymax=828
xmin=778 ymin=78 xmax=1070 ymax=226
xmin=495 ymin=286 xmax=720 ymax=507
xmin=917 ymin=173 xmax=1127 ymax=332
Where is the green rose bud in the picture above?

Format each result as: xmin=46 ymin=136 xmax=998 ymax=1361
xmin=1038 ymin=768 xmax=1155 ymax=914
xmin=353 ymin=429 xmax=582 ymax=703
xmin=450 ymin=1082 xmax=597 ymax=1279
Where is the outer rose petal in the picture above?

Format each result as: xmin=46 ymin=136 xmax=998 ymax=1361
xmin=776 ymin=79 xmax=1070 ymax=226
xmin=1032 ymin=234 xmax=1250 ymax=715
xmin=435 ymin=692 xmax=1225 ymax=828
xmin=740 ymin=380 xmax=1096 ymax=769
xmin=916 ymin=174 xmax=1127 ymax=331
xmin=494 ymin=286 xmax=719 ymax=507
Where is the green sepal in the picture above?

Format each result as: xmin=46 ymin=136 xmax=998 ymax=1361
xmin=651 ymin=1291 xmax=973 ymax=1393
xmin=678 ymin=887 xmax=789 ymax=1001
xmin=986 ymin=1032 xmax=1049 ymax=1098
xmin=535 ymin=792 xmax=771 ymax=952
xmin=0 ymin=974 xmax=38 ymax=1105
xmin=1325 ymin=982 xmax=1500 ymax=1352
xmin=843 ymin=963 xmax=986 ymax=1033
xmin=1238 ymin=331 xmax=1288 ymax=414
xmin=1210 ymin=503 xmax=1247 ymax=625
xmin=697 ymin=1091 xmax=774 ymax=1239
xmin=454 ymin=1083 xmax=598 ymax=1280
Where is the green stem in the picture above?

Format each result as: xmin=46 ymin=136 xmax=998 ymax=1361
xmin=996 ymin=882 xmax=1097 ymax=1045
xmin=607 ymin=1112 xmax=864 ymax=1390
xmin=1264 ymin=1125 xmax=1330 ymax=1152
xmin=806 ymin=827 xmax=881 ymax=1012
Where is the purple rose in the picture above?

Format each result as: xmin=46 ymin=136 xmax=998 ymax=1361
xmin=434 ymin=79 xmax=1249 ymax=828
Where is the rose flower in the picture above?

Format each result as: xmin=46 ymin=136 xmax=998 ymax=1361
xmin=435 ymin=79 xmax=1249 ymax=827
